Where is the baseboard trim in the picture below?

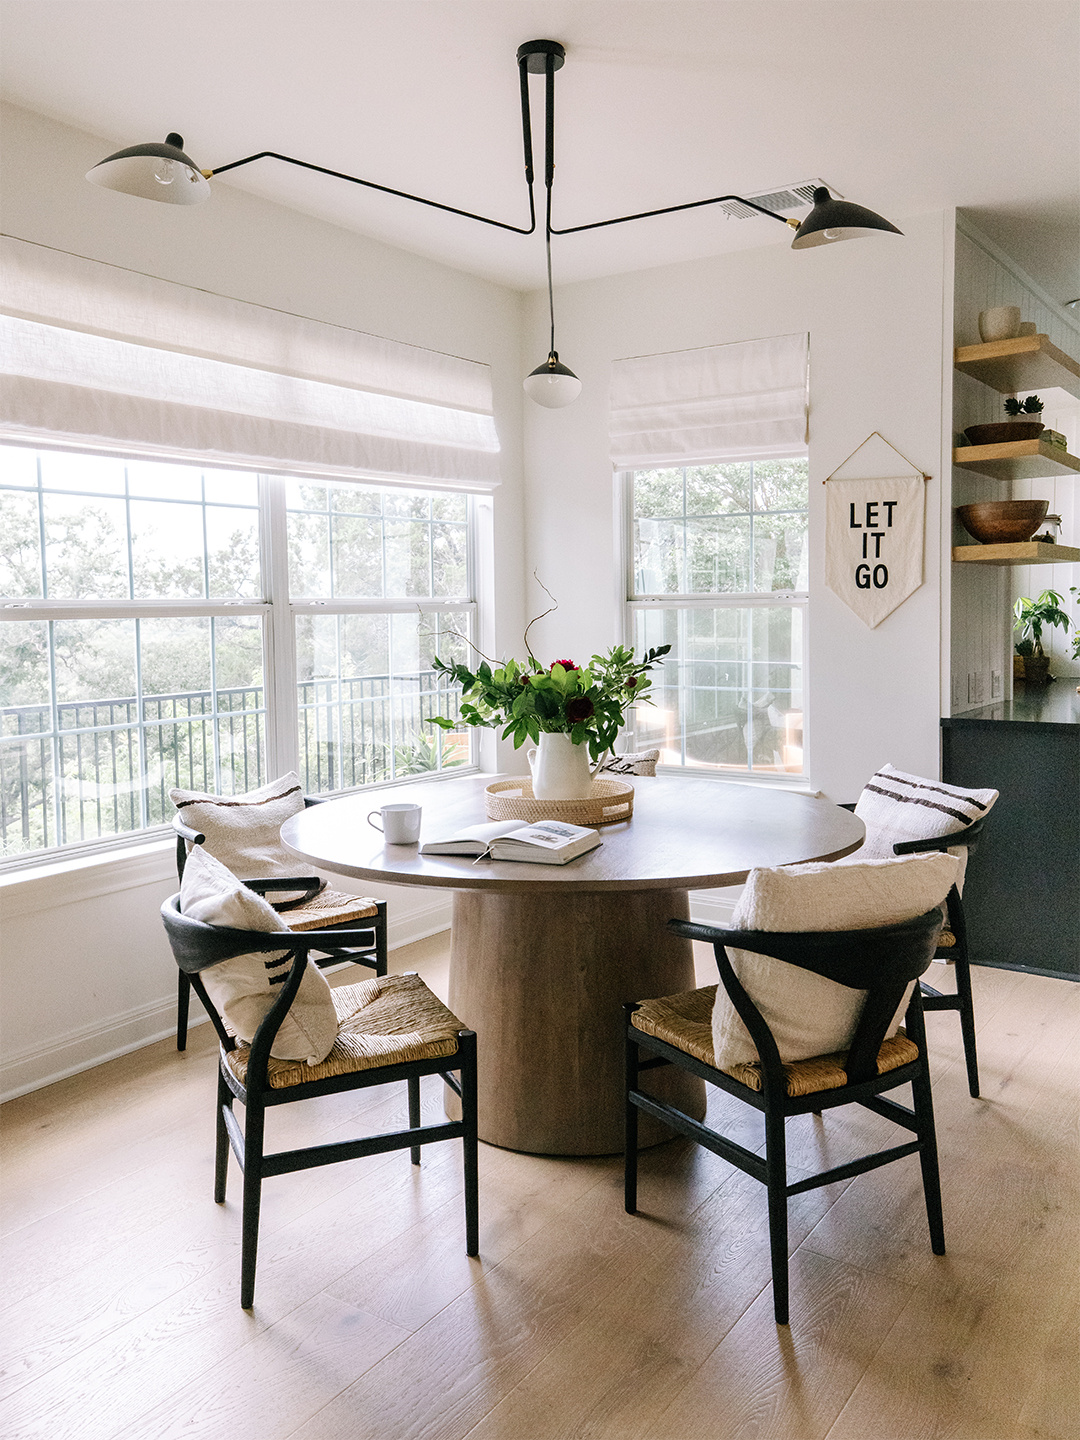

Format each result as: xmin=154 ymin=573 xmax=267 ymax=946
xmin=1 ymin=893 xmax=454 ymax=1103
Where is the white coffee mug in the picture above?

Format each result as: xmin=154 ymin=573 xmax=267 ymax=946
xmin=368 ymin=803 xmax=422 ymax=844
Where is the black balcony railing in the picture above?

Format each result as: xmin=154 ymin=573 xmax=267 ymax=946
xmin=1 ymin=670 xmax=461 ymax=856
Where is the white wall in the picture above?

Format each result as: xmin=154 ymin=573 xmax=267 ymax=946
xmin=0 ymin=102 xmax=529 ymax=1098
xmin=520 ymin=210 xmax=955 ymax=802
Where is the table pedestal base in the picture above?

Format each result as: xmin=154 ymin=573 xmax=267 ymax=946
xmin=448 ymin=886 xmax=706 ymax=1155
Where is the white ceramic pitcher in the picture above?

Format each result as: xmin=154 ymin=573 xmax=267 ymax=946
xmin=526 ymin=732 xmax=594 ymax=800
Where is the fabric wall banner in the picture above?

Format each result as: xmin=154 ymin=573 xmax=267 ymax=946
xmin=825 ymin=449 xmax=926 ymax=627
xmin=610 ymin=332 xmax=808 ymax=469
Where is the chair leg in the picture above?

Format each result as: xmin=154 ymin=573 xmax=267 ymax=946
xmin=177 ymin=969 xmax=191 ymax=1051
xmin=215 ymin=1068 xmax=232 ymax=1203
xmin=764 ymin=1107 xmax=790 ymax=1325
xmin=375 ymin=902 xmax=388 ymax=977
xmin=907 ymin=999 xmax=946 ymax=1255
xmin=623 ymin=1011 xmax=640 ymax=1214
xmin=240 ymin=1102 xmax=266 ymax=1309
xmin=953 ymin=955 xmax=980 ymax=1098
xmin=458 ymin=1031 xmax=479 ymax=1257
xmin=408 ymin=1074 xmax=421 ymax=1165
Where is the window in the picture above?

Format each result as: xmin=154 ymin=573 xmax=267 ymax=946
xmin=0 ymin=446 xmax=474 ymax=861
xmin=626 ymin=457 xmax=808 ymax=777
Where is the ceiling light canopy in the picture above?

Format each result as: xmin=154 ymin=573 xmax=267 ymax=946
xmin=86 ymin=43 xmax=902 ymax=406
xmin=86 ymin=133 xmax=210 ymax=205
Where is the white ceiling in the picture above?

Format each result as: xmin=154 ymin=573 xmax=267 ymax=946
xmin=2 ymin=0 xmax=1078 ymax=300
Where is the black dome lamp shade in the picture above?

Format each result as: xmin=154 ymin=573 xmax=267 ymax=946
xmin=791 ymin=187 xmax=902 ymax=249
xmin=86 ymin=133 xmax=210 ymax=205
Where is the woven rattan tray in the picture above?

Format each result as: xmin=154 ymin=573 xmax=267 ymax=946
xmin=484 ymin=776 xmax=634 ymax=827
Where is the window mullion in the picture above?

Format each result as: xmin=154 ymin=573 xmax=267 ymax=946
xmin=260 ymin=473 xmax=299 ymax=781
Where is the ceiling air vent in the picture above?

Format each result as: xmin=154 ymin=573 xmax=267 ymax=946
xmin=718 ymin=179 xmax=839 ymax=221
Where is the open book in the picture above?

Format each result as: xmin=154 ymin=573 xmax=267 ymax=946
xmin=421 ymin=819 xmax=601 ymax=865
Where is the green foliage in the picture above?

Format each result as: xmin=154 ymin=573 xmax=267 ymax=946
xmin=428 ymin=644 xmax=672 ymax=764
xmin=1012 ymin=589 xmax=1071 ymax=656
xmin=1003 ymin=395 xmax=1044 ymax=416
xmin=392 ymin=730 xmax=463 ymax=776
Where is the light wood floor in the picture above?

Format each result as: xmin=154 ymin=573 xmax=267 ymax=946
xmin=2 ymin=938 xmax=1077 ymax=1440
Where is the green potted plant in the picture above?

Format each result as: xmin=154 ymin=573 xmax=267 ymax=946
xmin=964 ymin=395 xmax=1045 ymax=446
xmin=1003 ymin=394 xmax=1045 ymax=419
xmin=429 ymin=643 xmax=670 ymax=799
xmin=1012 ymin=589 xmax=1071 ymax=686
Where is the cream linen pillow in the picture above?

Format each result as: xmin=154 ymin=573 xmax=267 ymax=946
xmin=854 ymin=764 xmax=997 ymax=893
xmin=170 ymin=772 xmax=307 ymax=880
xmin=712 ymin=852 xmax=959 ymax=1072
xmin=179 ymin=845 xmax=338 ymax=1066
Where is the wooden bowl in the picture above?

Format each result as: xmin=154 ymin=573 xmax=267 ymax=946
xmin=964 ymin=421 xmax=1044 ymax=446
xmin=956 ymin=499 xmax=1048 ymax=545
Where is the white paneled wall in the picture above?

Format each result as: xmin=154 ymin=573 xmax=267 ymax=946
xmin=951 ymin=224 xmax=1080 ymax=708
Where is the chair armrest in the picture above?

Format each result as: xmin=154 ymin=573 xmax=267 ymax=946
xmin=172 ymin=813 xmax=206 ymax=845
xmin=892 ymin=814 xmax=986 ymax=856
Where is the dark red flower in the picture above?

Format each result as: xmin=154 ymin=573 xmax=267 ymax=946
xmin=519 ymin=674 xmax=531 ymax=685
xmin=565 ymin=696 xmax=595 ymax=724
xmin=625 ymin=676 xmax=638 ymax=688
xmin=551 ymin=658 xmax=579 ymax=671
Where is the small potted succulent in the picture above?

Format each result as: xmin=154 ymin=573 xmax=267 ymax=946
xmin=965 ymin=395 xmax=1045 ymax=447
xmin=1013 ymin=588 xmax=1071 ymax=686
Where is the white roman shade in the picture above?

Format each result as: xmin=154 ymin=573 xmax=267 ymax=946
xmin=0 ymin=237 xmax=501 ymax=491
xmin=610 ymin=332 xmax=808 ymax=469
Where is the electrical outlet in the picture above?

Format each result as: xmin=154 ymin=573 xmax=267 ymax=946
xmin=991 ymin=669 xmax=1003 ymax=699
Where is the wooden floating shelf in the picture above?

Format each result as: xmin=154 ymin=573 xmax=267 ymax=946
xmin=954 ymin=334 xmax=1080 ymax=399
xmin=953 ymin=541 xmax=1080 ymax=567
xmin=953 ymin=439 xmax=1080 ymax=482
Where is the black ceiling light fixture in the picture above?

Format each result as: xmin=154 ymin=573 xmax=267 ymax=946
xmin=86 ymin=40 xmax=903 ymax=408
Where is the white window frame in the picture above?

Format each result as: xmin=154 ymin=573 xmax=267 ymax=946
xmin=0 ymin=447 xmax=479 ymax=871
xmin=618 ymin=463 xmax=810 ymax=786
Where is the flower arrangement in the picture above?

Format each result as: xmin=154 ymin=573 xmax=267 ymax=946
xmin=429 ymin=643 xmax=671 ymax=763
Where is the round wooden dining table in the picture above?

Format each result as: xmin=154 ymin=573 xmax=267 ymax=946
xmin=281 ymin=774 xmax=864 ymax=1156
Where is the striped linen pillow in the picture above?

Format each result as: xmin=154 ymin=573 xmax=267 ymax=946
xmin=179 ymin=845 xmax=338 ymax=1066
xmin=854 ymin=764 xmax=997 ymax=893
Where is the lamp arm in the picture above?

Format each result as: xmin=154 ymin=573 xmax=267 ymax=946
xmin=205 ymin=149 xmax=538 ymax=236
xmin=549 ymin=192 xmax=799 ymax=237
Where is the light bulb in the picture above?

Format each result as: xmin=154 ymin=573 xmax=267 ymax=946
xmin=523 ymin=352 xmax=582 ymax=409
xmin=154 ymin=158 xmax=177 ymax=186
xmin=823 ymin=227 xmax=842 ymax=240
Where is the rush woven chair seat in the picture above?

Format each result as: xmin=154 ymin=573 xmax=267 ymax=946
xmin=846 ymin=764 xmax=998 ymax=1097
xmin=171 ymin=775 xmax=388 ymax=1051
xmin=161 ymin=881 xmax=477 ymax=1310
xmin=624 ymin=855 xmax=956 ymax=1326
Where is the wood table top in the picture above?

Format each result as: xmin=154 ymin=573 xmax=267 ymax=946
xmin=280 ymin=773 xmax=865 ymax=894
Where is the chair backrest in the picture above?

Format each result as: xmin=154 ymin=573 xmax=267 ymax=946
xmin=669 ymin=908 xmax=943 ymax=1086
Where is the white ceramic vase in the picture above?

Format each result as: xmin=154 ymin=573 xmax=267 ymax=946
xmin=526 ymin=732 xmax=595 ymax=800
xmin=978 ymin=306 xmax=1021 ymax=342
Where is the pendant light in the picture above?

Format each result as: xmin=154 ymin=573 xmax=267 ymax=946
xmin=86 ymin=133 xmax=210 ymax=205
xmin=790 ymin=187 xmax=903 ymax=249
xmin=523 ymin=233 xmax=582 ymax=408
xmin=86 ymin=42 xmax=904 ymax=411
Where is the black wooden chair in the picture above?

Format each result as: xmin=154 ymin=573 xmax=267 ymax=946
xmin=161 ymin=886 xmax=477 ymax=1309
xmin=624 ymin=907 xmax=946 ymax=1325
xmin=841 ymin=803 xmax=987 ymax=1096
xmin=172 ymin=797 xmax=388 ymax=1051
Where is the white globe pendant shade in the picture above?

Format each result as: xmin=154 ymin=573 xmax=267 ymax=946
xmin=86 ymin=134 xmax=210 ymax=205
xmin=523 ymin=352 xmax=582 ymax=408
